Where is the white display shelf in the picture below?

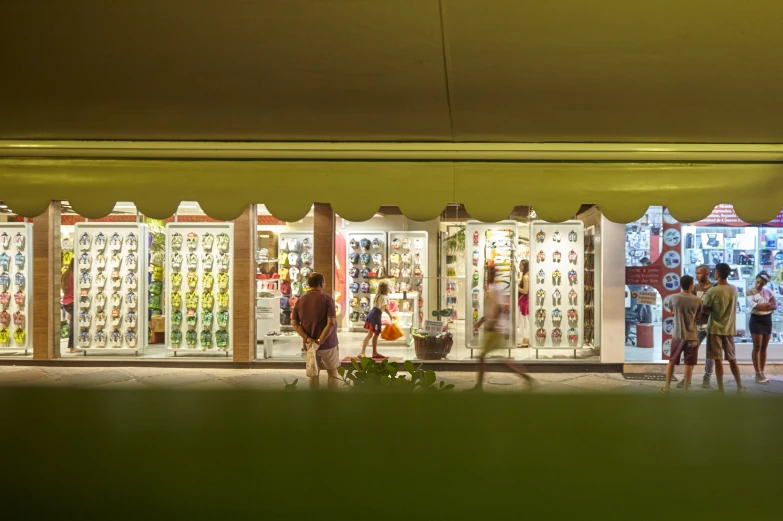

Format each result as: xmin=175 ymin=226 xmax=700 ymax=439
xmin=0 ymin=223 xmax=33 ymax=354
xmin=464 ymin=221 xmax=517 ymax=352
xmin=346 ymin=231 xmax=387 ymax=330
xmin=388 ymin=230 xmax=428 ymax=327
xmin=165 ymin=223 xmax=234 ymax=354
xmin=529 ymin=220 xmax=585 ymax=352
xmin=72 ymin=223 xmax=148 ymax=354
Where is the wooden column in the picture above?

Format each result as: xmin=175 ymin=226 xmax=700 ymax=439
xmin=313 ymin=204 xmax=335 ymax=295
xmin=32 ymin=202 xmax=61 ymax=360
xmin=232 ymin=205 xmax=257 ymax=363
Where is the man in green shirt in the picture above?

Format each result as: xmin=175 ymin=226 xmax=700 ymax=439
xmin=701 ymin=263 xmax=747 ymax=394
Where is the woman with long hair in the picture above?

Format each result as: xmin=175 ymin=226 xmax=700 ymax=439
xmin=748 ymin=271 xmax=776 ymax=384
xmin=517 ymin=260 xmax=530 ymax=347
xmin=358 ymin=281 xmax=394 ymax=359
xmin=61 ymin=259 xmax=79 ymax=353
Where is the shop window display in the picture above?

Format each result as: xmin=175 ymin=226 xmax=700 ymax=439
xmin=625 ymin=205 xmax=783 ymax=363
xmin=0 ymin=222 xmax=33 ymax=354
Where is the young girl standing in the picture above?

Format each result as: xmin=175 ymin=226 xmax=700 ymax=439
xmin=358 ymin=281 xmax=394 ymax=359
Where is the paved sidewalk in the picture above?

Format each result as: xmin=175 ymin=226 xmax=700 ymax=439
xmin=1 ymin=364 xmax=782 ymax=394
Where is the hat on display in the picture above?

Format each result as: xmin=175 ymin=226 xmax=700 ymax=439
xmin=372 ymin=238 xmax=380 ymax=249
xmin=413 ymin=266 xmax=423 ymax=277
xmin=349 ymin=268 xmax=360 ymax=278
xmin=360 ymin=297 xmax=370 ymax=309
xmin=279 ymin=267 xmax=289 ymax=280
xmin=289 ymin=267 xmax=300 ymax=281
xmin=391 ymin=238 xmax=401 ymax=249
xmin=402 ymin=238 xmax=411 ymax=250
xmin=350 ymin=297 xmax=359 ymax=309
xmin=359 ymin=312 xmax=368 ymax=322
xmin=302 ymin=238 xmax=312 ymax=249
xmin=288 ymin=252 xmax=299 ymax=266
xmin=301 ymin=252 xmax=313 ymax=265
xmin=271 ymin=272 xmax=281 ymax=279
xmin=350 ymin=238 xmax=360 ymax=249
xmin=349 ymin=253 xmax=360 ymax=265
xmin=279 ymin=252 xmax=289 ymax=266
xmin=414 ymin=238 xmax=423 ymax=250
xmin=390 ymin=253 xmax=401 ymax=265
xmin=287 ymin=238 xmax=301 ymax=252
xmin=350 ymin=311 xmax=360 ymax=323
xmin=360 ymin=253 xmax=371 ymax=265
xmin=360 ymin=282 xmax=370 ymax=293
xmin=402 ymin=253 xmax=412 ymax=265
xmin=402 ymin=268 xmax=411 ymax=278
xmin=372 ymin=253 xmax=383 ymax=265
xmin=360 ymin=238 xmax=371 ymax=251
xmin=391 ymin=268 xmax=401 ymax=278
xmin=291 ymin=282 xmax=301 ymax=296
xmin=360 ymin=269 xmax=369 ymax=279
xmin=350 ymin=282 xmax=360 ymax=293
xmin=300 ymin=266 xmax=312 ymax=279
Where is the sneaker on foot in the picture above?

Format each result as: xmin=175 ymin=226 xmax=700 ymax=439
xmin=702 ymin=379 xmax=712 ymax=389
xmin=676 ymin=379 xmax=686 ymax=389
xmin=737 ymin=386 xmax=749 ymax=394
xmin=755 ymin=373 xmax=769 ymax=385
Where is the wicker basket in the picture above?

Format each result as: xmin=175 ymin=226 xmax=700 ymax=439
xmin=414 ymin=333 xmax=453 ymax=360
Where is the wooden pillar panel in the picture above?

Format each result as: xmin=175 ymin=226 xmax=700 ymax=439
xmin=313 ymin=204 xmax=335 ymax=296
xmin=232 ymin=205 xmax=257 ymax=363
xmin=32 ymin=202 xmax=61 ymax=359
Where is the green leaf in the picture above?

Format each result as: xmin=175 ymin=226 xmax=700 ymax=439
xmin=442 ymin=384 xmax=455 ymax=392
xmin=439 ymin=381 xmax=445 ymax=389
xmin=404 ymin=360 xmax=415 ymax=375
xmin=352 ymin=360 xmax=361 ymax=371
xmin=424 ymin=371 xmax=437 ymax=386
xmin=362 ymin=357 xmax=374 ymax=370
xmin=337 ymin=367 xmax=345 ymax=377
xmin=387 ymin=364 xmax=398 ymax=377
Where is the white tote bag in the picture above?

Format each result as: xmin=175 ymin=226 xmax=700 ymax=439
xmin=305 ymin=341 xmax=320 ymax=377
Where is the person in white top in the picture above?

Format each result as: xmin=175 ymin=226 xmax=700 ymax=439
xmin=358 ymin=281 xmax=394 ymax=359
xmin=747 ymin=271 xmax=777 ymax=384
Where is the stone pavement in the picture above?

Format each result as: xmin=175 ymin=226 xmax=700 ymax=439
xmin=1 ymin=364 xmax=782 ymax=394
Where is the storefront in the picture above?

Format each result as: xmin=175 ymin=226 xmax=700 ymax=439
xmin=2 ymin=157 xmax=783 ymax=366
xmin=624 ymin=205 xmax=783 ymax=364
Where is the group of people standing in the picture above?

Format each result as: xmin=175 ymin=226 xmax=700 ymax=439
xmin=662 ymin=263 xmax=777 ymax=393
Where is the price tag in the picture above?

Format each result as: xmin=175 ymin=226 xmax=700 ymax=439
xmin=424 ymin=320 xmax=444 ymax=337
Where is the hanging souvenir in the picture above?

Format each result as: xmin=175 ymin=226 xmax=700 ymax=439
xmin=126 ymin=311 xmax=137 ymax=328
xmin=301 ymin=252 xmax=313 ymax=265
xmin=125 ymin=232 xmax=138 ymax=251
xmin=110 ymin=308 xmax=122 ymax=327
xmin=216 ymin=329 xmax=229 ymax=349
xmin=552 ymin=308 xmax=563 ymax=326
xmin=552 ymin=289 xmax=562 ymax=306
xmin=535 ymin=308 xmax=547 ymax=324
xmin=186 ymin=329 xmax=198 ymax=346
xmin=217 ymin=233 xmax=230 ymax=253
xmin=12 ymin=327 xmax=25 ymax=346
xmin=95 ymin=253 xmax=107 ymax=271
xmin=185 ymin=291 xmax=199 ymax=311
xmin=536 ymin=289 xmax=546 ymax=305
xmin=402 ymin=238 xmax=411 ymax=251
xmin=568 ymin=230 xmax=578 ymax=242
xmin=109 ymin=328 xmax=123 ymax=348
xmin=125 ymin=272 xmax=137 ymax=290
xmin=0 ymin=232 xmax=9 ymax=250
xmin=568 ymin=308 xmax=579 ymax=322
xmin=186 ymin=232 xmax=198 ymax=251
xmin=200 ymin=329 xmax=213 ymax=349
xmin=111 ymin=271 xmax=122 ymax=291
xmin=170 ymin=328 xmax=183 ymax=345
xmin=78 ymin=272 xmax=90 ymax=290
xmin=125 ymin=328 xmax=137 ymax=348
xmin=109 ymin=253 xmax=122 ymax=270
xmin=78 ymin=329 xmax=91 ymax=348
xmin=13 ymin=290 xmax=24 ymax=309
xmin=360 ymin=282 xmax=370 ymax=293
xmin=78 ymin=232 xmax=92 ymax=251
xmin=568 ymin=270 xmax=578 ymax=285
xmin=302 ymin=238 xmax=311 ymax=250
xmin=0 ymin=328 xmax=9 ymax=347
xmin=568 ymin=250 xmax=578 ymax=264
xmin=217 ymin=310 xmax=229 ymax=328
xmin=78 ymin=253 xmax=92 ymax=272
xmin=202 ymin=253 xmax=214 ymax=271
xmin=109 ymin=232 xmax=123 ymax=252
xmin=360 ymin=253 xmax=371 ymax=266
xmin=95 ymin=292 xmax=107 ymax=310
xmin=94 ymin=232 xmax=107 ymax=252
xmin=288 ymin=252 xmax=299 ymax=266
xmin=11 ymin=232 xmax=25 ymax=252
xmin=287 ymin=238 xmax=301 ymax=253
xmin=78 ymin=290 xmax=91 ymax=309
xmin=0 ymin=273 xmax=8 ymax=290
xmin=568 ymin=328 xmax=579 ymax=343
xmin=201 ymin=291 xmax=214 ymax=310
xmin=401 ymin=253 xmax=412 ymax=265
xmin=110 ymin=292 xmax=122 ymax=309
xmin=170 ymin=271 xmax=183 ymax=288
xmin=218 ymin=253 xmax=230 ymax=272
xmin=95 ymin=310 xmax=107 ymax=327
xmin=0 ymin=310 xmax=9 ymax=326
xmin=536 ymin=231 xmax=546 ymax=243
xmin=360 ymin=238 xmax=371 ymax=252
xmin=95 ymin=329 xmax=107 ymax=347
xmin=217 ymin=272 xmax=229 ymax=291
xmin=171 ymin=309 xmax=183 ymax=326
xmin=126 ymin=253 xmax=138 ymax=271
xmin=202 ymin=310 xmax=214 ymax=327
xmin=536 ymin=269 xmax=546 ymax=284
xmin=372 ymin=253 xmax=383 ymax=265
xmin=171 ymin=252 xmax=183 ymax=270
xmin=350 ymin=282 xmax=360 ymax=294
xmin=186 ymin=310 xmax=198 ymax=327
xmin=187 ymin=271 xmax=198 ymax=290
xmin=536 ymin=328 xmax=547 ymax=344
xmin=95 ymin=272 xmax=107 ymax=290
xmin=569 ymin=289 xmax=578 ymax=305
xmin=552 ymin=328 xmax=563 ymax=343
xmin=0 ymin=291 xmax=9 ymax=310
xmin=172 ymin=232 xmax=184 ymax=251
xmin=0 ymin=253 xmax=9 ymax=273
xmin=552 ymin=270 xmax=562 ymax=286
xmin=202 ymin=232 xmax=215 ymax=252
xmin=552 ymin=231 xmax=562 ymax=243
xmin=187 ymin=253 xmax=199 ymax=271
xmin=537 ymin=250 xmax=546 ymax=262
xmin=203 ymin=272 xmax=214 ymax=290
xmin=350 ymin=238 xmax=360 ymax=249
xmin=552 ymin=251 xmax=562 ymax=263
xmin=216 ymin=291 xmax=229 ymax=310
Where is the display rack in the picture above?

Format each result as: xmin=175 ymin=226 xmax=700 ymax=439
xmin=464 ymin=221 xmax=517 ymax=353
xmin=346 ymin=232 xmax=387 ymax=332
xmin=277 ymin=232 xmax=314 ymax=330
xmin=72 ymin=223 xmax=149 ymax=356
xmin=529 ymin=220 xmax=584 ymax=355
xmin=0 ymin=223 xmax=33 ymax=355
xmin=583 ymin=227 xmax=597 ymax=347
xmin=387 ymin=291 xmax=418 ymax=346
xmin=388 ymin=230 xmax=427 ymax=327
xmin=441 ymin=225 xmax=466 ymax=322
xmin=165 ymin=223 xmax=233 ymax=356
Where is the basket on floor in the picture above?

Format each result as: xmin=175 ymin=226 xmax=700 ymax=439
xmin=414 ymin=333 xmax=453 ymax=360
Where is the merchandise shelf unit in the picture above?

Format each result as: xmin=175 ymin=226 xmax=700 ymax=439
xmin=346 ymin=231 xmax=387 ymax=332
xmin=72 ymin=223 xmax=149 ymax=356
xmin=0 ymin=223 xmax=33 ymax=355
xmin=165 ymin=223 xmax=233 ymax=356
xmin=387 ymin=291 xmax=418 ymax=346
xmin=277 ymin=232 xmax=314 ymax=331
xmin=388 ymin=230 xmax=428 ymax=328
xmin=464 ymin=221 xmax=517 ymax=356
xmin=529 ymin=220 xmax=585 ymax=357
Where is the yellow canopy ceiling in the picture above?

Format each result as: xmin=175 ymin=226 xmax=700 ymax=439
xmin=2 ymin=159 xmax=782 ymax=223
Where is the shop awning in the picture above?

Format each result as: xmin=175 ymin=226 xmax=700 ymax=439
xmin=2 ymin=159 xmax=782 ymax=223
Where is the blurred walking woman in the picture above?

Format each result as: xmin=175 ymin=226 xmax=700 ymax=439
xmin=517 ymin=260 xmax=529 ymax=347
xmin=61 ymin=259 xmax=79 ymax=354
xmin=748 ymin=271 xmax=776 ymax=384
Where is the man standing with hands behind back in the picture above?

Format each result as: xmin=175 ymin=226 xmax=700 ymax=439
xmin=291 ymin=272 xmax=340 ymax=390
xmin=702 ymin=263 xmax=747 ymax=394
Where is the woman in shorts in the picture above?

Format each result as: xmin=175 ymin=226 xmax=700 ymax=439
xmin=748 ymin=271 xmax=777 ymax=384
